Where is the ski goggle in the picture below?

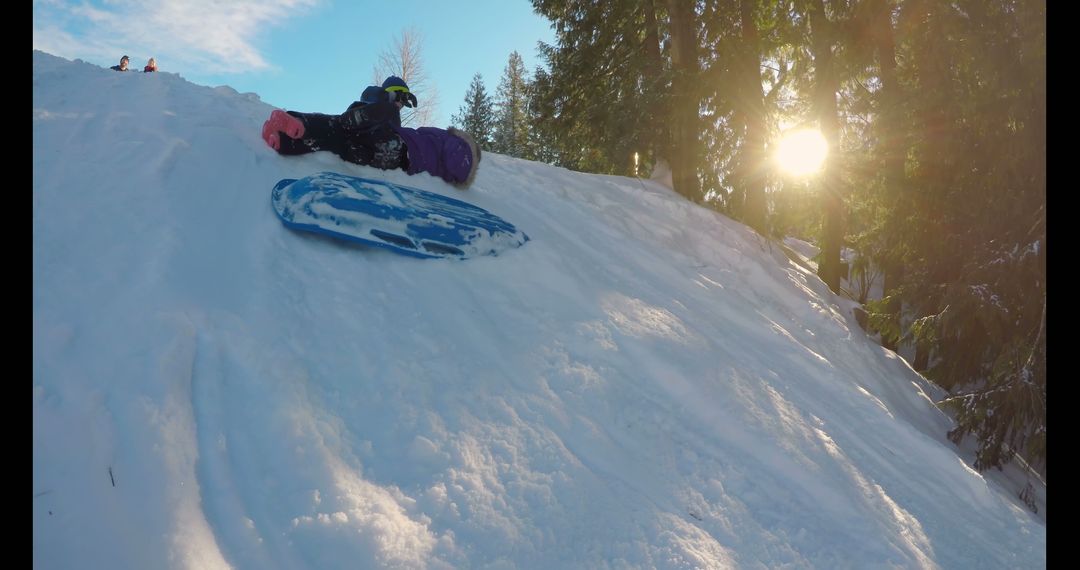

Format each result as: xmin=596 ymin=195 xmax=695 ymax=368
xmin=385 ymin=85 xmax=418 ymax=108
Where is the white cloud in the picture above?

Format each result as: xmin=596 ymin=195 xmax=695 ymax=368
xmin=33 ymin=0 xmax=320 ymax=73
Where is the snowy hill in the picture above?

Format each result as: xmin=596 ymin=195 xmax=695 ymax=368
xmin=33 ymin=50 xmax=1045 ymax=569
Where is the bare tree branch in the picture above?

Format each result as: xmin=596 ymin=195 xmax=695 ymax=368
xmin=373 ymin=27 xmax=440 ymax=127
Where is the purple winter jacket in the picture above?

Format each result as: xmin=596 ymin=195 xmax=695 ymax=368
xmin=392 ymin=126 xmax=481 ymax=188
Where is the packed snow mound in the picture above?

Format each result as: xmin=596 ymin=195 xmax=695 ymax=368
xmin=34 ymin=50 xmax=1045 ymax=569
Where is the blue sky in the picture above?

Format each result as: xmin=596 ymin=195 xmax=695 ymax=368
xmin=33 ymin=0 xmax=555 ymax=128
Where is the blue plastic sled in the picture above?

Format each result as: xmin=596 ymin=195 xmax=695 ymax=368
xmin=271 ymin=172 xmax=528 ymax=259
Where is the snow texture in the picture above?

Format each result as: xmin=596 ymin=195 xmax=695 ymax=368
xmin=33 ymin=51 xmax=1045 ymax=569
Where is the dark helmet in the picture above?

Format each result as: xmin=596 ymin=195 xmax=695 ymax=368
xmin=359 ymin=85 xmax=385 ymax=105
xmin=381 ymin=76 xmax=408 ymax=90
xmin=381 ymin=76 xmax=417 ymax=108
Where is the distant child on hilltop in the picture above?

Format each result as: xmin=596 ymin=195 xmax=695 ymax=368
xmin=143 ymin=57 xmax=157 ymax=73
xmin=260 ymin=76 xmax=481 ymax=189
xmin=109 ymin=55 xmax=130 ymax=71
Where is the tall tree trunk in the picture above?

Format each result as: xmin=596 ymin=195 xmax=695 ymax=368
xmin=643 ymin=0 xmax=668 ymax=173
xmin=905 ymin=0 xmax=954 ymax=363
xmin=871 ymin=0 xmax=905 ymax=351
xmin=913 ymin=339 xmax=930 ymax=371
xmin=809 ymin=0 xmax=844 ymax=293
xmin=740 ymin=0 xmax=768 ymax=234
xmin=666 ymin=0 xmax=702 ymax=202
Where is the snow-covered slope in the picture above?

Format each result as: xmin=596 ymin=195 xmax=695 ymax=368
xmin=33 ymin=50 xmax=1045 ymax=569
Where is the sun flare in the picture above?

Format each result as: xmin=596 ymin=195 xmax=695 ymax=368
xmin=775 ymin=129 xmax=828 ymax=176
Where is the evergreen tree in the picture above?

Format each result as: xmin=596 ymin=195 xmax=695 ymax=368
xmin=907 ymin=0 xmax=1044 ymax=475
xmin=531 ymin=1 xmax=668 ymax=176
xmin=492 ymin=51 xmax=532 ymax=159
xmin=698 ymin=0 xmax=799 ymax=225
xmin=526 ymin=66 xmax=559 ymax=165
xmin=450 ymin=73 xmax=496 ymax=149
xmin=864 ymin=0 xmax=1046 ymax=475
